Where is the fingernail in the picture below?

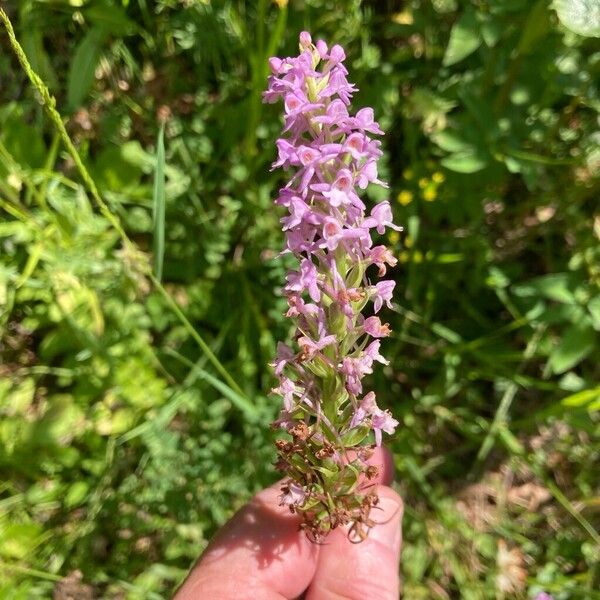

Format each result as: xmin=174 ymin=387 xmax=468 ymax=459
xmin=368 ymin=496 xmax=402 ymax=553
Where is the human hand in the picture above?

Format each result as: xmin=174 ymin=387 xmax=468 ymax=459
xmin=173 ymin=448 xmax=402 ymax=600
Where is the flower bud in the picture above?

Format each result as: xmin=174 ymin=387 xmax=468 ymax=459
xmin=268 ymin=56 xmax=283 ymax=74
xmin=299 ymin=31 xmax=312 ymax=49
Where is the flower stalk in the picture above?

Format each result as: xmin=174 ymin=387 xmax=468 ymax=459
xmin=264 ymin=32 xmax=400 ymax=542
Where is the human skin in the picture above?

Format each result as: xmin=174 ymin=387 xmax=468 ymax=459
xmin=173 ymin=448 xmax=402 ymax=600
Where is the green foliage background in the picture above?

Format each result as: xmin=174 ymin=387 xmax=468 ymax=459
xmin=0 ymin=0 xmax=598 ymax=598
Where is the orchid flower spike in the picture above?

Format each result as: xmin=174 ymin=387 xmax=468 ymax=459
xmin=264 ymin=32 xmax=400 ymax=542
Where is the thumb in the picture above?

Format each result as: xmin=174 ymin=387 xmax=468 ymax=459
xmin=305 ymin=486 xmax=403 ymax=600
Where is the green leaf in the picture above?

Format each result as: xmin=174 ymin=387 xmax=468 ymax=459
xmin=554 ymin=0 xmax=600 ymax=37
xmin=504 ymin=155 xmax=523 ymax=173
xmin=65 ymin=481 xmax=90 ymax=508
xmin=442 ymin=11 xmax=481 ymax=66
xmin=548 ymin=324 xmax=596 ymax=374
xmin=94 ymin=405 xmax=136 ymax=436
xmin=498 ymin=426 xmax=525 ymax=455
xmin=512 ymin=273 xmax=578 ymax=304
xmin=431 ymin=130 xmax=473 ymax=153
xmin=21 ymin=30 xmax=58 ymax=90
xmin=85 ymin=5 xmax=137 ymax=35
xmin=7 ymin=378 xmax=35 ymax=415
xmin=441 ymin=150 xmax=488 ymax=173
xmin=517 ymin=0 xmax=552 ymax=54
xmin=481 ymin=19 xmax=502 ymax=47
xmin=562 ymin=387 xmax=600 ymax=410
xmin=486 ymin=266 xmax=511 ymax=289
xmin=0 ymin=111 xmax=46 ymax=169
xmin=588 ymin=295 xmax=600 ymax=330
xmin=431 ymin=323 xmax=462 ymax=343
xmin=314 ymin=463 xmax=340 ymax=479
xmin=152 ymin=123 xmax=166 ymax=282
xmin=92 ymin=143 xmax=143 ymax=191
xmin=32 ymin=395 xmax=86 ymax=446
xmin=0 ymin=523 xmax=43 ymax=560
xmin=121 ymin=140 xmax=155 ymax=171
xmin=67 ymin=27 xmax=107 ymax=111
xmin=338 ymin=463 xmax=360 ymax=493
xmin=16 ymin=242 xmax=43 ymax=288
xmin=341 ymin=426 xmax=370 ymax=447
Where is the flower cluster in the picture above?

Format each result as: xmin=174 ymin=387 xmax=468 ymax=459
xmin=264 ymin=32 xmax=400 ymax=541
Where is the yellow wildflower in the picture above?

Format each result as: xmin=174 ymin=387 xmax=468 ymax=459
xmin=388 ymin=231 xmax=400 ymax=244
xmin=397 ymin=190 xmax=413 ymax=206
xmin=392 ymin=10 xmax=413 ymax=25
xmin=423 ymin=186 xmax=437 ymax=202
xmin=418 ymin=177 xmax=429 ymax=189
xmin=402 ymin=168 xmax=413 ymax=180
xmin=432 ymin=171 xmax=445 ymax=184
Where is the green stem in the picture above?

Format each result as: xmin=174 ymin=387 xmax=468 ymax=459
xmin=150 ymin=273 xmax=248 ymax=399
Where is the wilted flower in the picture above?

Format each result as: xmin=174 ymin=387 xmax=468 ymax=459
xmin=279 ymin=482 xmax=307 ymax=508
xmin=264 ymin=32 xmax=399 ymax=541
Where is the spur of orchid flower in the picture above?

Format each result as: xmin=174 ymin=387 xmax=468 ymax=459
xmin=263 ymin=31 xmax=400 ymax=542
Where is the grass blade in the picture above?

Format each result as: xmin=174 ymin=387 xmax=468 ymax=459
xmin=152 ymin=122 xmax=166 ymax=282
